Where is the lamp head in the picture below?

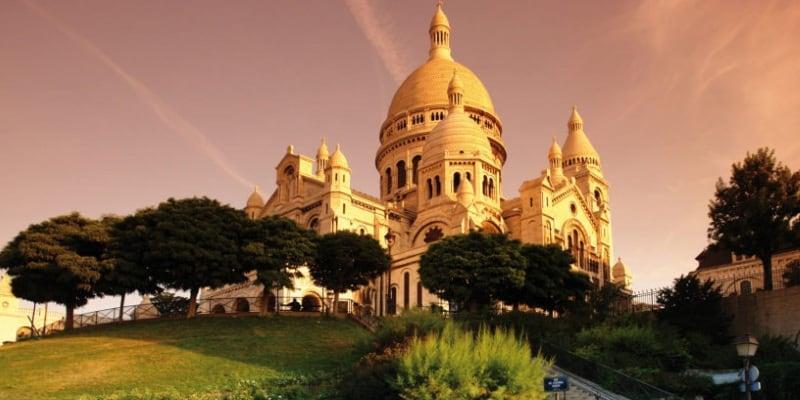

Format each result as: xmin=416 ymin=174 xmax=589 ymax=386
xmin=735 ymin=334 xmax=759 ymax=358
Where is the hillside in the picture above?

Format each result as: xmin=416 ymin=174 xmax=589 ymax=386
xmin=0 ymin=316 xmax=371 ymax=399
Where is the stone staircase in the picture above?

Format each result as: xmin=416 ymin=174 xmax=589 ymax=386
xmin=546 ymin=366 xmax=632 ymax=400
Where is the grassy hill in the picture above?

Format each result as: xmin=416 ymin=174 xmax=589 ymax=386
xmin=0 ymin=316 xmax=372 ymax=399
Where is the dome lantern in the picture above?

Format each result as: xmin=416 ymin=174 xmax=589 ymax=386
xmin=429 ymin=2 xmax=452 ymax=61
xmin=562 ymin=105 xmax=601 ymax=169
xmin=447 ymin=69 xmax=464 ymax=111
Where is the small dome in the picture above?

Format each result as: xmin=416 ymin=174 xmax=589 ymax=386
xmin=612 ymin=258 xmax=630 ymax=279
xmin=548 ymin=136 xmax=562 ymax=158
xmin=246 ymin=187 xmax=264 ymax=208
xmin=457 ymin=177 xmax=475 ymax=206
xmin=422 ymin=74 xmax=492 ymax=164
xmin=316 ymin=137 xmax=329 ymax=158
xmin=562 ymin=106 xmax=599 ymax=163
xmin=329 ymin=144 xmax=349 ymax=168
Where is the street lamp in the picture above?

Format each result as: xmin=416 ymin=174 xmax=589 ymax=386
xmin=734 ymin=334 xmax=759 ymax=400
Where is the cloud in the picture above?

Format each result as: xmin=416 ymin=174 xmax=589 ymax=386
xmin=22 ymin=0 xmax=254 ymax=190
xmin=344 ymin=0 xmax=411 ymax=84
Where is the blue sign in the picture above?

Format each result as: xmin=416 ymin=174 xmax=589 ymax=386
xmin=544 ymin=376 xmax=570 ymax=392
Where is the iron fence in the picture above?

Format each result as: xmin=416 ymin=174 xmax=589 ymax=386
xmin=42 ymin=295 xmax=357 ymax=335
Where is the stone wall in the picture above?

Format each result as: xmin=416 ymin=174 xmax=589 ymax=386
xmin=722 ymin=285 xmax=800 ymax=340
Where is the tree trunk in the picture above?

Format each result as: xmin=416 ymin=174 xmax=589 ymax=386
xmin=260 ymin=287 xmax=270 ymax=317
xmin=30 ymin=303 xmax=37 ymax=336
xmin=65 ymin=304 xmax=74 ymax=330
xmin=119 ymin=293 xmax=126 ymax=321
xmin=333 ymin=291 xmax=340 ymax=315
xmin=42 ymin=303 xmax=48 ymax=336
xmin=512 ymin=303 xmax=519 ymax=312
xmin=761 ymin=255 xmax=774 ymax=291
xmin=187 ymin=287 xmax=199 ymax=318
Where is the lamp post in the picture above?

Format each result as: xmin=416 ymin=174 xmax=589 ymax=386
xmin=734 ymin=334 xmax=759 ymax=400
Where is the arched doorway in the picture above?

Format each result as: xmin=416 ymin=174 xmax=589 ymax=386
xmin=211 ymin=304 xmax=226 ymax=314
xmin=302 ymin=294 xmax=321 ymax=312
xmin=234 ymin=298 xmax=251 ymax=313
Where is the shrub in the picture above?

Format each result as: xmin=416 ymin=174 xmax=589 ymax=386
xmin=758 ymin=361 xmax=800 ymax=400
xmin=393 ymin=323 xmax=551 ymax=400
xmin=373 ymin=308 xmax=448 ymax=350
xmin=575 ymin=322 xmax=692 ymax=373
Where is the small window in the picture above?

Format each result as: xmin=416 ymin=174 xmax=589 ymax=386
xmin=570 ymin=203 xmax=577 ymax=214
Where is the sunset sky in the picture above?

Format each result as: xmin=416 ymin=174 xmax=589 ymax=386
xmin=2 ymin=0 xmax=799 ymax=311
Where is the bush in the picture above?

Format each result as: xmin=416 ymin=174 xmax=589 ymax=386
xmin=574 ymin=322 xmax=692 ymax=373
xmin=758 ymin=361 xmax=800 ymax=400
xmin=373 ymin=308 xmax=448 ymax=350
xmin=393 ymin=323 xmax=551 ymax=400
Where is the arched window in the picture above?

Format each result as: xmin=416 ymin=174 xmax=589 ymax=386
xmin=453 ymin=172 xmax=461 ymax=192
xmin=309 ymin=217 xmax=319 ymax=231
xmin=403 ymin=272 xmax=410 ymax=310
xmin=435 ymin=176 xmax=441 ymax=196
xmin=417 ymin=281 xmax=423 ymax=307
xmin=579 ymin=241 xmax=585 ymax=268
xmin=482 ymin=176 xmax=488 ymax=196
xmin=594 ymin=189 xmax=602 ymax=205
xmin=412 ymin=155 xmax=421 ymax=184
xmin=465 ymin=171 xmax=471 ymax=182
xmin=385 ymin=167 xmax=393 ymax=194
xmin=397 ymin=160 xmax=407 ymax=188
xmin=342 ymin=204 xmax=346 ymax=214
xmin=426 ymin=178 xmax=433 ymax=199
xmin=489 ymin=178 xmax=495 ymax=199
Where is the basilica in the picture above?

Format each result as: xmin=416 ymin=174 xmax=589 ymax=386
xmin=202 ymin=4 xmax=632 ymax=315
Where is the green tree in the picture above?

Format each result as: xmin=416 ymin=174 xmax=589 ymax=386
xmin=581 ymin=281 xmax=629 ymax=322
xmin=657 ymin=274 xmax=730 ymax=344
xmin=503 ymin=244 xmax=592 ymax=315
xmin=121 ymin=197 xmax=251 ymax=318
xmin=242 ymin=216 xmax=317 ymax=316
xmin=708 ymin=148 xmax=800 ymax=290
xmin=782 ymin=260 xmax=800 ymax=287
xmin=309 ymin=231 xmax=390 ymax=315
xmin=419 ymin=232 xmax=526 ymax=312
xmin=0 ymin=213 xmax=110 ymax=329
xmin=97 ymin=214 xmax=162 ymax=321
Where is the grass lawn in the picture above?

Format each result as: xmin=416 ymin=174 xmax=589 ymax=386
xmin=0 ymin=316 xmax=371 ymax=399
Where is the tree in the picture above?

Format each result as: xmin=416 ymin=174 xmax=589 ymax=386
xmin=502 ymin=244 xmax=592 ymax=315
xmin=99 ymin=213 xmax=162 ymax=321
xmin=708 ymin=148 xmax=800 ymax=290
xmin=585 ymin=282 xmax=628 ymax=322
xmin=657 ymin=274 xmax=730 ymax=344
xmin=121 ymin=197 xmax=251 ymax=318
xmin=309 ymin=231 xmax=390 ymax=314
xmin=783 ymin=260 xmax=800 ymax=287
xmin=419 ymin=232 xmax=526 ymax=312
xmin=242 ymin=216 xmax=317 ymax=316
xmin=0 ymin=213 xmax=110 ymax=330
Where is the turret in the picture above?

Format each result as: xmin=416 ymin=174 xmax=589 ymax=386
xmin=326 ymin=144 xmax=351 ymax=193
xmin=562 ymin=106 xmax=601 ymax=170
xmin=548 ymin=136 xmax=563 ymax=179
xmin=612 ymin=258 xmax=633 ymax=289
xmin=447 ymin=69 xmax=464 ymax=111
xmin=316 ymin=137 xmax=329 ymax=178
xmin=245 ymin=186 xmax=264 ymax=219
xmin=428 ymin=2 xmax=452 ymax=61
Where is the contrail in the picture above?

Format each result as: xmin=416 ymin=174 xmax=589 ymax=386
xmin=344 ymin=0 xmax=410 ymax=84
xmin=22 ymin=0 xmax=254 ymax=190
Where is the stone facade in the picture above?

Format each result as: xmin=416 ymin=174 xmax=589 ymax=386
xmin=721 ymin=285 xmax=800 ymax=339
xmin=693 ymin=247 xmax=800 ymax=296
xmin=203 ymin=4 xmax=630 ymax=315
xmin=0 ymin=273 xmax=63 ymax=345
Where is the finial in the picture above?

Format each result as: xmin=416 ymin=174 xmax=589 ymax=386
xmin=287 ymin=145 xmax=294 ymax=154
xmin=253 ymin=185 xmax=260 ymax=193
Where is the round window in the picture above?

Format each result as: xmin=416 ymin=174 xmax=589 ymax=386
xmin=1 ymin=301 xmax=8 ymax=309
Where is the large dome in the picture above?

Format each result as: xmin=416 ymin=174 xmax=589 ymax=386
xmin=386 ymin=58 xmax=495 ymax=119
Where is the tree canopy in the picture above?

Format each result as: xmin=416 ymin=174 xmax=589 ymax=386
xmin=657 ymin=274 xmax=730 ymax=345
xmin=309 ymin=231 xmax=390 ymax=314
xmin=708 ymin=148 xmax=800 ymax=290
xmin=118 ymin=197 xmax=252 ymax=317
xmin=242 ymin=216 xmax=317 ymax=315
xmin=419 ymin=232 xmax=526 ymax=312
xmin=0 ymin=213 xmax=110 ymax=329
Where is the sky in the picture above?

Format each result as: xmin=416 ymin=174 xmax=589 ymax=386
xmin=1 ymin=0 xmax=799 ymax=312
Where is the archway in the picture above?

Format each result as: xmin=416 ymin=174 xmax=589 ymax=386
xmin=211 ymin=304 xmax=226 ymax=314
xmin=302 ymin=294 xmax=321 ymax=312
xmin=234 ymin=298 xmax=251 ymax=313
